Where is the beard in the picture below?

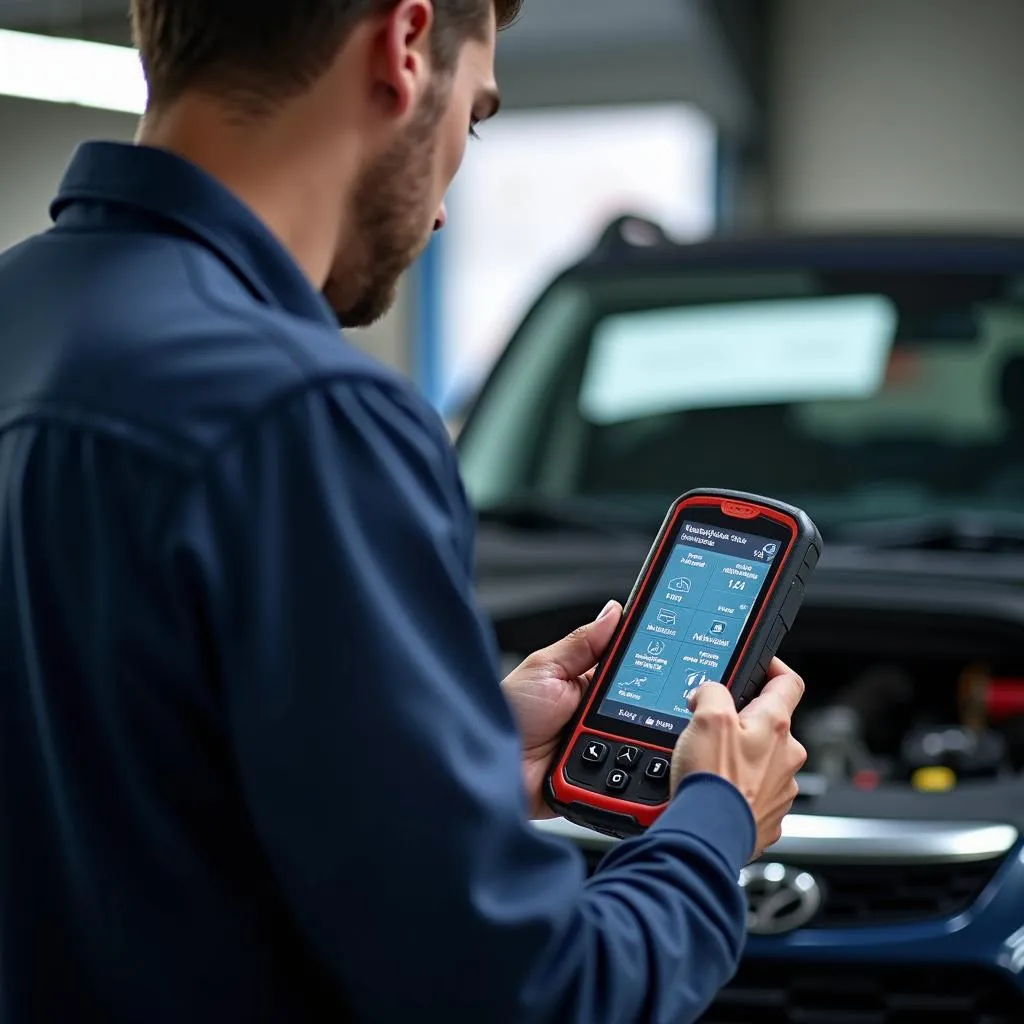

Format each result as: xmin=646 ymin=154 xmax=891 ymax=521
xmin=324 ymin=81 xmax=447 ymax=329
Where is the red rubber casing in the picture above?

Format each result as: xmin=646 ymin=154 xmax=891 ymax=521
xmin=544 ymin=488 xmax=822 ymax=838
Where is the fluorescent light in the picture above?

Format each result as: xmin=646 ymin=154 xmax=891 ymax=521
xmin=0 ymin=28 xmax=146 ymax=114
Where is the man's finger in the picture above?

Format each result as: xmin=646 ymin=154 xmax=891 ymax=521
xmin=766 ymin=657 xmax=797 ymax=682
xmin=741 ymin=666 xmax=805 ymax=718
xmin=531 ymin=601 xmax=622 ymax=678
xmin=688 ymin=680 xmax=736 ymax=716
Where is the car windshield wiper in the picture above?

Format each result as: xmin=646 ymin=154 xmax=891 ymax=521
xmin=833 ymin=511 xmax=1024 ymax=553
xmin=475 ymin=497 xmax=650 ymax=536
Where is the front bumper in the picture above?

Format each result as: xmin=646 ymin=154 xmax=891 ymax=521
xmin=535 ymin=814 xmax=1024 ymax=1021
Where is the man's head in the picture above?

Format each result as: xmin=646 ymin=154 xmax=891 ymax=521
xmin=130 ymin=1 xmax=522 ymax=326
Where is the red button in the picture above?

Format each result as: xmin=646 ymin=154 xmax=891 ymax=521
xmin=721 ymin=501 xmax=760 ymax=519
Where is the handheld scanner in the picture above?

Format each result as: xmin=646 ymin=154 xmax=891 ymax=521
xmin=545 ymin=488 xmax=822 ymax=838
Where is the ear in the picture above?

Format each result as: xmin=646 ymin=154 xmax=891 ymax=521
xmin=372 ymin=0 xmax=435 ymax=121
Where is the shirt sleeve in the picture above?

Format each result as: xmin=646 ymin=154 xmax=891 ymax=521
xmin=167 ymin=377 xmax=756 ymax=1024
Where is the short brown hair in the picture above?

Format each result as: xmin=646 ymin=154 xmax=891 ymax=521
xmin=131 ymin=0 xmax=522 ymax=111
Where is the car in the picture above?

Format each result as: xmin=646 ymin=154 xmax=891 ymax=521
xmin=455 ymin=218 xmax=1024 ymax=1023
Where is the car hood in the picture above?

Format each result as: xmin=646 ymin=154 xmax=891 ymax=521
xmin=474 ymin=522 xmax=1024 ymax=624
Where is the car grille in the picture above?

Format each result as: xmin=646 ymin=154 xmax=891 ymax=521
xmin=798 ymin=856 xmax=1003 ymax=926
xmin=700 ymin=962 xmax=1024 ymax=1024
xmin=580 ymin=849 xmax=1003 ymax=926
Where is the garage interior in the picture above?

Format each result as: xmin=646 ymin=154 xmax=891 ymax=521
xmin=3 ymin=1 xmax=1024 ymax=1022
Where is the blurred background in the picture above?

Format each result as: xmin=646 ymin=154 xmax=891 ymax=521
xmin=7 ymin=4 xmax=1024 ymax=1021
xmin=2 ymin=0 xmax=1023 ymax=414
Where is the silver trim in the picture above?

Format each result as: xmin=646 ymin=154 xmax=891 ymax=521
xmin=532 ymin=814 xmax=1020 ymax=864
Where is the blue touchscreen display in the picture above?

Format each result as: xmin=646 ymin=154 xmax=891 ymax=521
xmin=595 ymin=521 xmax=780 ymax=738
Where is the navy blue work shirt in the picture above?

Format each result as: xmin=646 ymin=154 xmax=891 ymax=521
xmin=0 ymin=142 xmax=756 ymax=1023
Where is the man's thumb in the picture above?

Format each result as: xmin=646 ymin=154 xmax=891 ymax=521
xmin=688 ymin=679 xmax=733 ymax=714
xmin=589 ymin=599 xmax=622 ymax=644
xmin=544 ymin=600 xmax=622 ymax=677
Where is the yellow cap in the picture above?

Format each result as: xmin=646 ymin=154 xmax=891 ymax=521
xmin=911 ymin=766 xmax=957 ymax=792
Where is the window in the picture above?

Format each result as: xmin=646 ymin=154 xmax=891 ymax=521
xmin=427 ymin=103 xmax=716 ymax=413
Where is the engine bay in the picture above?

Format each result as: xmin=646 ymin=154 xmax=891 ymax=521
xmin=778 ymin=603 xmax=1024 ymax=799
xmin=788 ymin=656 xmax=1024 ymax=799
xmin=492 ymin=594 xmax=1024 ymax=809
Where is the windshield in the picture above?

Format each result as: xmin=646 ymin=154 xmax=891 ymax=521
xmin=456 ymin=262 xmax=1024 ymax=536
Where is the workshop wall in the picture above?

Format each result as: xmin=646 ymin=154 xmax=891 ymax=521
xmin=0 ymin=94 xmax=410 ymax=371
xmin=770 ymin=0 xmax=1024 ymax=229
xmin=0 ymin=95 xmax=135 ymax=250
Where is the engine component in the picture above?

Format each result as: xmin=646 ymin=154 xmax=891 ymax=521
xmin=901 ymin=725 xmax=1008 ymax=780
xmin=801 ymin=665 xmax=913 ymax=783
xmin=1000 ymin=715 xmax=1024 ymax=771
xmin=911 ymin=765 xmax=957 ymax=792
xmin=838 ymin=664 xmax=915 ymax=753
xmin=987 ymin=682 xmax=1024 ymax=720
xmin=802 ymin=706 xmax=872 ymax=783
xmin=959 ymin=665 xmax=1024 ymax=726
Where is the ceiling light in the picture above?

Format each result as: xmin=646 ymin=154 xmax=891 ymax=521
xmin=0 ymin=28 xmax=146 ymax=114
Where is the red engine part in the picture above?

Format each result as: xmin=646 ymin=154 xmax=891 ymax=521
xmin=985 ymin=679 xmax=1024 ymax=721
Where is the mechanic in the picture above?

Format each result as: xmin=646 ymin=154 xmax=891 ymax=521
xmin=0 ymin=2 xmax=807 ymax=1022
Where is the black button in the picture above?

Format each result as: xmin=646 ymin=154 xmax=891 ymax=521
xmin=765 ymin=619 xmax=787 ymax=658
xmin=580 ymin=740 xmax=608 ymax=766
xmin=606 ymin=769 xmax=629 ymax=792
xmin=780 ymin=578 xmax=805 ymax=628
xmin=645 ymin=757 xmax=670 ymax=782
xmin=800 ymin=548 xmax=819 ymax=582
xmin=615 ymin=745 xmax=642 ymax=770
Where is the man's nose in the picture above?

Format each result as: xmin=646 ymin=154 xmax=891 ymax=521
xmin=434 ymin=202 xmax=447 ymax=232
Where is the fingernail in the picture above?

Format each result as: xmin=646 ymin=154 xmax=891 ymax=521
xmin=597 ymin=600 xmax=617 ymax=621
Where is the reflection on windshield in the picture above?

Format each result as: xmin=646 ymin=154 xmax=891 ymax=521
xmin=579 ymin=294 xmax=897 ymax=424
xmin=457 ymin=268 xmax=1024 ymax=537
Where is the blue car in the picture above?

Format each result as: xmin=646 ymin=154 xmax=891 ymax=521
xmin=458 ymin=219 xmax=1024 ymax=1022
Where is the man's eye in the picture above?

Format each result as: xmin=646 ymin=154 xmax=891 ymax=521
xmin=469 ymin=120 xmax=481 ymax=140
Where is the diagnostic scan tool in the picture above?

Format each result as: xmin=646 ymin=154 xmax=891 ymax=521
xmin=545 ymin=488 xmax=822 ymax=837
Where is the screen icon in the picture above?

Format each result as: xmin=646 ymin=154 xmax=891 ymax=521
xmin=710 ymin=620 xmax=727 ymax=635
xmin=623 ymin=675 xmax=648 ymax=689
xmin=763 ymin=542 xmax=778 ymax=557
xmin=647 ymin=640 xmax=666 ymax=656
xmin=668 ymin=577 xmax=692 ymax=593
xmin=656 ymin=608 xmax=677 ymax=626
xmin=683 ymin=670 xmax=711 ymax=695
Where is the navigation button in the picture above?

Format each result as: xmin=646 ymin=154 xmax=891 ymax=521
xmin=606 ymin=769 xmax=629 ymax=792
xmin=615 ymin=745 xmax=642 ymax=770
xmin=645 ymin=758 xmax=670 ymax=782
xmin=766 ymin=619 xmax=787 ymax=657
xmin=780 ymin=578 xmax=805 ymax=628
xmin=581 ymin=740 xmax=608 ymax=766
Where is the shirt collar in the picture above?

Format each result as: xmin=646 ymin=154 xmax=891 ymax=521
xmin=51 ymin=141 xmax=338 ymax=328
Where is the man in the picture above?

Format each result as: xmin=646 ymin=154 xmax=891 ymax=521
xmin=0 ymin=2 xmax=807 ymax=1021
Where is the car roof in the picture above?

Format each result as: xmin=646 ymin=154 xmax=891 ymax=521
xmin=577 ymin=216 xmax=1024 ymax=274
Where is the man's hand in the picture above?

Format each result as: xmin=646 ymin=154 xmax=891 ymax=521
xmin=501 ymin=601 xmax=622 ymax=818
xmin=671 ymin=660 xmax=807 ymax=860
